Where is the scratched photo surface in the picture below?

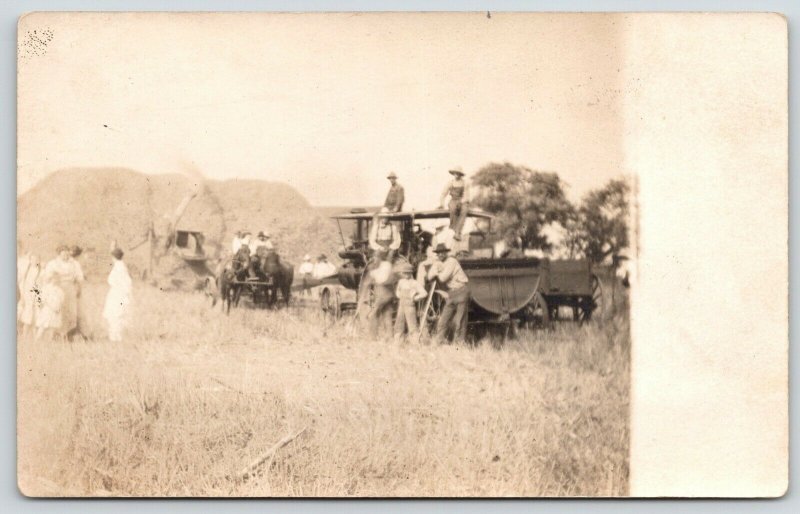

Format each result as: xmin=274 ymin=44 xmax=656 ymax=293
xmin=16 ymin=12 xmax=784 ymax=498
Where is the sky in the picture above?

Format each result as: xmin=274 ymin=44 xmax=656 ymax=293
xmin=18 ymin=12 xmax=625 ymax=208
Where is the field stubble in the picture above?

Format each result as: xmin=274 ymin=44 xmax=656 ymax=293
xmin=18 ymin=282 xmax=630 ymax=497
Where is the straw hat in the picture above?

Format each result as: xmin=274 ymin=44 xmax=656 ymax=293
xmin=448 ymin=166 xmax=465 ymax=176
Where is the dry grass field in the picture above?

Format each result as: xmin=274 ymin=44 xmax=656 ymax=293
xmin=18 ymin=281 xmax=630 ymax=497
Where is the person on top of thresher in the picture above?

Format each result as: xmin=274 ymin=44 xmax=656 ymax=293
xmin=438 ymin=166 xmax=471 ymax=241
xmin=427 ymin=243 xmax=470 ymax=343
xmin=383 ymin=171 xmax=405 ymax=213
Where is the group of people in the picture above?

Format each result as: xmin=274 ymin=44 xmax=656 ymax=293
xmin=380 ymin=166 xmax=470 ymax=240
xmin=17 ymin=243 xmax=133 ymax=342
xmin=227 ymin=229 xmax=279 ymax=279
xmin=367 ymin=167 xmax=473 ymax=343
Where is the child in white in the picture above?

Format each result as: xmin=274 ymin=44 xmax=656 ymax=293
xmin=103 ymin=248 xmax=133 ymax=342
xmin=394 ymin=264 xmax=428 ymax=340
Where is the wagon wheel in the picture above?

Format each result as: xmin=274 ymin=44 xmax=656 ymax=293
xmin=320 ymin=287 xmax=342 ymax=319
xmin=522 ymin=291 xmax=551 ymax=330
xmin=579 ymin=274 xmax=604 ymax=322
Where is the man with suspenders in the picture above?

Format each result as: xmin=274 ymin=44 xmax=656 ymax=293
xmin=438 ymin=166 xmax=471 ymax=240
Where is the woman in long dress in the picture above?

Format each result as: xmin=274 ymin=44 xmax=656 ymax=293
xmin=42 ymin=245 xmax=82 ymax=338
xmin=103 ymin=248 xmax=133 ymax=342
xmin=35 ymin=272 xmax=65 ymax=341
xmin=17 ymin=253 xmax=40 ymax=338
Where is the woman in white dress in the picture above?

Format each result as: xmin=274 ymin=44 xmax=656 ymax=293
xmin=42 ymin=245 xmax=82 ymax=338
xmin=35 ymin=271 xmax=65 ymax=341
xmin=103 ymin=248 xmax=133 ymax=342
xmin=17 ymin=253 xmax=40 ymax=338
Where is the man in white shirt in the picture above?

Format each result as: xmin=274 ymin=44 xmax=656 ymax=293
xmin=231 ymin=230 xmax=248 ymax=254
xmin=298 ymin=254 xmax=315 ymax=295
xmin=312 ymin=254 xmax=337 ymax=279
xmin=252 ymin=231 xmax=274 ymax=256
xmin=369 ymin=210 xmax=401 ymax=258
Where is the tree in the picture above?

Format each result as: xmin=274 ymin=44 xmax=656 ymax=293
xmin=472 ymin=162 xmax=573 ymax=252
xmin=576 ymin=178 xmax=631 ymax=264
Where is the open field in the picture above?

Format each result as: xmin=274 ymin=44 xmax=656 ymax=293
xmin=18 ymin=282 xmax=630 ymax=497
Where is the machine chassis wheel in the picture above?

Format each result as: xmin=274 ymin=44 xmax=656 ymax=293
xmin=522 ymin=291 xmax=551 ymax=330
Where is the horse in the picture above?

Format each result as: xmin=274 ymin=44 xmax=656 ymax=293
xmin=260 ymin=251 xmax=294 ymax=307
xmin=210 ymin=256 xmax=250 ymax=314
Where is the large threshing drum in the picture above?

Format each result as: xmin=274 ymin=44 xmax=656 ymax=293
xmin=459 ymin=257 xmax=551 ymax=329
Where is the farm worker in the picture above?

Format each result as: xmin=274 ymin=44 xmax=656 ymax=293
xmin=427 ymin=243 xmax=470 ymax=343
xmin=17 ymin=253 xmax=41 ymax=338
xmin=34 ymin=271 xmax=65 ymax=341
xmin=239 ymin=231 xmax=252 ymax=252
xmin=103 ymin=247 xmax=133 ymax=342
xmin=298 ymin=254 xmax=314 ymax=294
xmin=312 ymin=254 xmax=337 ymax=279
xmin=394 ymin=262 xmax=427 ymax=340
xmin=369 ymin=209 xmax=401 ymax=259
xmin=369 ymin=263 xmax=396 ymax=340
xmin=231 ymin=230 xmax=244 ymax=254
xmin=252 ymin=230 xmax=274 ymax=255
xmin=42 ymin=245 xmax=83 ymax=339
xmin=383 ymin=171 xmax=405 ymax=212
xmin=438 ymin=166 xmax=471 ymax=240
xmin=416 ymin=222 xmax=455 ymax=284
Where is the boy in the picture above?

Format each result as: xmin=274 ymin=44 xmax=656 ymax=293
xmin=394 ymin=262 xmax=428 ymax=340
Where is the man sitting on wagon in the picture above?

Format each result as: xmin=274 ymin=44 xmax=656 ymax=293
xmin=233 ymin=243 xmax=254 ymax=279
xmin=252 ymin=230 xmax=274 ymax=256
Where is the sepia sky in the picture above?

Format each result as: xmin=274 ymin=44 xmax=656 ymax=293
xmin=18 ymin=12 xmax=625 ymax=208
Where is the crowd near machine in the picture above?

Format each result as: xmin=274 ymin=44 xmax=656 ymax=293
xmin=317 ymin=208 xmax=604 ymax=336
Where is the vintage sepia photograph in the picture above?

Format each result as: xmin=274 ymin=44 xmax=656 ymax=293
xmin=15 ymin=11 xmax=785 ymax=498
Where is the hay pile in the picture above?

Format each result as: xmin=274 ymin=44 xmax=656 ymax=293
xmin=18 ymin=168 xmax=343 ymax=281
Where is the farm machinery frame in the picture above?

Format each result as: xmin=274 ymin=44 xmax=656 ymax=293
xmin=317 ymin=208 xmax=604 ymax=335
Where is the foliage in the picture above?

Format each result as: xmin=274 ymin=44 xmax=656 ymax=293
xmin=572 ymin=179 xmax=631 ymax=264
xmin=472 ymin=162 xmax=573 ymax=251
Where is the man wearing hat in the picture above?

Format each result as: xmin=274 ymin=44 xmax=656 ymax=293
xmin=312 ymin=254 xmax=337 ymax=279
xmin=416 ymin=221 xmax=455 ymax=284
xmin=438 ymin=166 xmax=471 ymax=240
xmin=383 ymin=171 xmax=405 ymax=213
xmin=369 ymin=208 xmax=402 ymax=257
xmin=427 ymin=243 xmax=470 ymax=343
xmin=252 ymin=231 xmax=274 ymax=255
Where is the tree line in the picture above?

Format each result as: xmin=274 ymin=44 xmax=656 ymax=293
xmin=471 ymin=162 xmax=631 ymax=265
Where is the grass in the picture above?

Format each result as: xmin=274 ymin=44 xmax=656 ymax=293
xmin=17 ymin=281 xmax=630 ymax=497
